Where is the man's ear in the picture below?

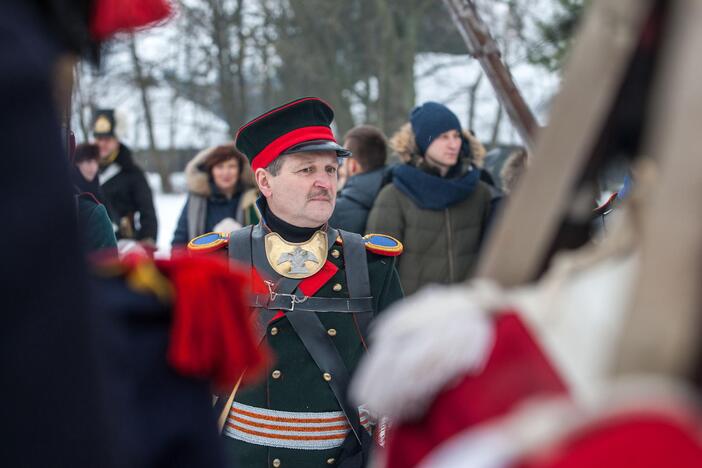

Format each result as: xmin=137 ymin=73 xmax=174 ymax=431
xmin=347 ymin=158 xmax=360 ymax=176
xmin=255 ymin=168 xmax=273 ymax=197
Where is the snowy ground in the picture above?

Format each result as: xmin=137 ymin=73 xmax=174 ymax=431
xmin=155 ymin=191 xmax=186 ymax=258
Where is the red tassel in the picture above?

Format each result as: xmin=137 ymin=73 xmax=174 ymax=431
xmin=90 ymin=0 xmax=173 ymax=41
xmin=155 ymin=255 xmax=268 ymax=391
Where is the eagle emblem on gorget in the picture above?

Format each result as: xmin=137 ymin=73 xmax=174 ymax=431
xmin=277 ymin=247 xmax=320 ymax=275
xmin=265 ymin=230 xmax=328 ymax=278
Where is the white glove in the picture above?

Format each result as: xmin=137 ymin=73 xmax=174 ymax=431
xmin=213 ymin=217 xmax=242 ymax=233
xmin=117 ymin=239 xmax=149 ymax=258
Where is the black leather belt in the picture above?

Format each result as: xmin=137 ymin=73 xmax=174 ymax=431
xmin=250 ymin=294 xmax=373 ymax=313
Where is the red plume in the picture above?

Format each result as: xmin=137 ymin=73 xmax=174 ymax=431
xmin=90 ymin=0 xmax=173 ymax=41
xmin=156 ymin=255 xmax=269 ymax=391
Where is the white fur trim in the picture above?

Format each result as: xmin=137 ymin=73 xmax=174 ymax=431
xmin=185 ymin=147 xmax=216 ymax=196
xmin=213 ymin=217 xmax=241 ymax=233
xmin=351 ymin=282 xmax=507 ymax=422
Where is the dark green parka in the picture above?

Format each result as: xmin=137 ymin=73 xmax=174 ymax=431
xmin=366 ymin=124 xmax=492 ymax=295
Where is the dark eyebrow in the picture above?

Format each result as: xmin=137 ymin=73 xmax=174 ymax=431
xmin=289 ymin=158 xmax=316 ymax=170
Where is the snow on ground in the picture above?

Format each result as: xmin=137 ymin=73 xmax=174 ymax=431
xmin=155 ymin=191 xmax=187 ymax=258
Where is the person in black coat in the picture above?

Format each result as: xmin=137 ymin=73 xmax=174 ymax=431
xmin=329 ymin=125 xmax=389 ymax=234
xmin=93 ymin=109 xmax=158 ymax=244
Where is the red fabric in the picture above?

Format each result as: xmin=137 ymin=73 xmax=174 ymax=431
xmin=299 ymin=260 xmax=339 ymax=296
xmin=250 ymin=126 xmax=336 ymax=171
xmin=386 ymin=311 xmax=569 ymax=468
xmin=515 ymin=410 xmax=702 ymax=468
xmin=153 ymin=255 xmax=268 ymax=391
xmin=249 ymin=260 xmax=340 ymax=322
xmin=250 ymin=268 xmax=270 ymax=295
xmin=90 ymin=0 xmax=172 ymax=41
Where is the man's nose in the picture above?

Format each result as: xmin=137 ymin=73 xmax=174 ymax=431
xmin=314 ymin=171 xmax=334 ymax=187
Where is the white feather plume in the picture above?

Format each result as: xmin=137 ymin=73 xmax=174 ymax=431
xmin=351 ymin=282 xmax=507 ymax=422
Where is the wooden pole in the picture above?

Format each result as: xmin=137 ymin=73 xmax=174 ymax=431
xmin=474 ymin=0 xmax=655 ymax=286
xmin=612 ymin=0 xmax=702 ymax=378
xmin=443 ymin=0 xmax=539 ymax=150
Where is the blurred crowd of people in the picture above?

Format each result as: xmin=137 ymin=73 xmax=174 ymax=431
xmin=78 ymin=101 xmax=530 ymax=298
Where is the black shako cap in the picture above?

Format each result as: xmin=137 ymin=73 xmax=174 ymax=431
xmin=93 ymin=109 xmax=116 ymax=138
xmin=235 ymin=97 xmax=350 ymax=171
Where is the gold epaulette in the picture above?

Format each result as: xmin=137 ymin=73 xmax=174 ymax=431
xmin=363 ymin=233 xmax=403 ymax=256
xmin=187 ymin=232 xmax=230 ymax=253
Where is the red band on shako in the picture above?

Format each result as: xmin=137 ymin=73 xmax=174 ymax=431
xmin=235 ymin=97 xmax=342 ymax=170
xmin=251 ymin=126 xmax=335 ymax=171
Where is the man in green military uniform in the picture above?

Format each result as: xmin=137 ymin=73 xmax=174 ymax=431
xmin=190 ymin=97 xmax=403 ymax=467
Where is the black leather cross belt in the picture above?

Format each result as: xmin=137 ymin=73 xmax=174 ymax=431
xmin=250 ymin=294 xmax=373 ymax=313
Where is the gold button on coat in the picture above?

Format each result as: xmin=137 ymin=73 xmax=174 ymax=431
xmin=272 ymin=370 xmax=281 ymax=379
xmin=323 ymin=372 xmax=332 ymax=382
xmin=327 ymin=328 xmax=337 ymax=337
xmin=326 ymin=458 xmax=335 ymax=465
xmin=272 ymin=459 xmax=281 ymax=468
xmin=332 ymin=283 xmax=342 ymax=292
xmin=331 ymin=249 xmax=340 ymax=258
xmin=270 ymin=327 xmax=278 ymax=336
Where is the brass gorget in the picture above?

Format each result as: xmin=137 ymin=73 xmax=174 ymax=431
xmin=265 ymin=230 xmax=328 ymax=279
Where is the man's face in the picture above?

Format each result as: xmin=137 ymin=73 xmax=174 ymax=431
xmin=95 ymin=136 xmax=119 ymax=160
xmin=260 ymin=151 xmax=339 ymax=228
xmin=424 ymin=129 xmax=461 ymax=172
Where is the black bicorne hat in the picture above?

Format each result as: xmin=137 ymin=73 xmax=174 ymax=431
xmin=92 ymin=109 xmax=116 ymax=138
xmin=235 ymin=97 xmax=350 ymax=171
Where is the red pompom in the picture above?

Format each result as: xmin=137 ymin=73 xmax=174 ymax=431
xmin=90 ymin=0 xmax=173 ymax=41
xmin=156 ymin=255 xmax=269 ymax=391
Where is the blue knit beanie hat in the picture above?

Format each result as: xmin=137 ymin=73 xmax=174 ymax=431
xmin=410 ymin=102 xmax=462 ymax=156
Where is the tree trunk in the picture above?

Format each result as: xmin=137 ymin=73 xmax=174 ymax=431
xmin=234 ymin=0 xmax=248 ymax=123
xmin=376 ymin=0 xmax=419 ymax=136
xmin=72 ymin=62 xmax=90 ymax=142
xmin=260 ymin=0 xmax=274 ymax=110
xmin=468 ymin=71 xmax=483 ymax=132
xmin=129 ymin=34 xmax=173 ymax=193
xmin=210 ymin=0 xmax=238 ymax=134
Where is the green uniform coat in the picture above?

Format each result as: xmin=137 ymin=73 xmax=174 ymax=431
xmin=222 ymin=230 xmax=403 ymax=468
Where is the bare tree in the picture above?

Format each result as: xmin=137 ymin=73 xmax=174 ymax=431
xmin=128 ymin=34 xmax=173 ymax=192
xmin=467 ymin=71 xmax=483 ymax=130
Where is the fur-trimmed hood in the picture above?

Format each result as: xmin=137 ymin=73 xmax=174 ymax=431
xmin=389 ymin=123 xmax=486 ymax=168
xmin=500 ymin=148 xmax=529 ymax=194
xmin=185 ymin=146 xmax=254 ymax=197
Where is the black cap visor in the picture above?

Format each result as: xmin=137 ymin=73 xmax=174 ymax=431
xmin=282 ymin=140 xmax=351 ymax=158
